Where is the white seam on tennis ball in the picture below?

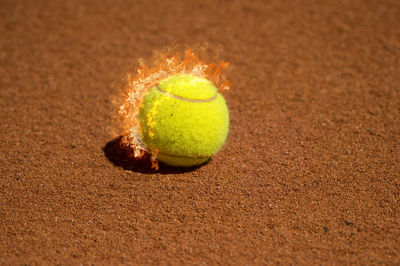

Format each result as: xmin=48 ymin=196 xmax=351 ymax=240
xmin=156 ymin=85 xmax=217 ymax=103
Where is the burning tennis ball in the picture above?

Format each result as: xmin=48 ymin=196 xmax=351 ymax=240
xmin=139 ymin=74 xmax=229 ymax=167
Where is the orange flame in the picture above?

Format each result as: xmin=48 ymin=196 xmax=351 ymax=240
xmin=119 ymin=49 xmax=230 ymax=169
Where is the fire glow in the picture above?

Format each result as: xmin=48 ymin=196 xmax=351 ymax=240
xmin=119 ymin=49 xmax=230 ymax=169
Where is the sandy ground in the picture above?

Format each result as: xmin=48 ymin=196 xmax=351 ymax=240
xmin=1 ymin=0 xmax=399 ymax=264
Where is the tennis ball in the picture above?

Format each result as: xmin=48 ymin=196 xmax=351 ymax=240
xmin=139 ymin=74 xmax=229 ymax=167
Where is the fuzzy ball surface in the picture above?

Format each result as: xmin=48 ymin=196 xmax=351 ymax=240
xmin=139 ymin=74 xmax=229 ymax=167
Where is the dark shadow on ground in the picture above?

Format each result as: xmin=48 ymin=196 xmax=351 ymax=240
xmin=103 ymin=136 xmax=207 ymax=174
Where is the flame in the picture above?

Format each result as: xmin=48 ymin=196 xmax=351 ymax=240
xmin=119 ymin=49 xmax=230 ymax=169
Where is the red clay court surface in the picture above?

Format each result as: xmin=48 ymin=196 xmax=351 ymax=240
xmin=1 ymin=0 xmax=399 ymax=264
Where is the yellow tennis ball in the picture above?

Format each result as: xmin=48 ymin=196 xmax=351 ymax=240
xmin=139 ymin=74 xmax=229 ymax=167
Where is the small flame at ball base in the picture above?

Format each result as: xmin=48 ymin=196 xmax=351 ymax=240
xmin=119 ymin=49 xmax=230 ymax=170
